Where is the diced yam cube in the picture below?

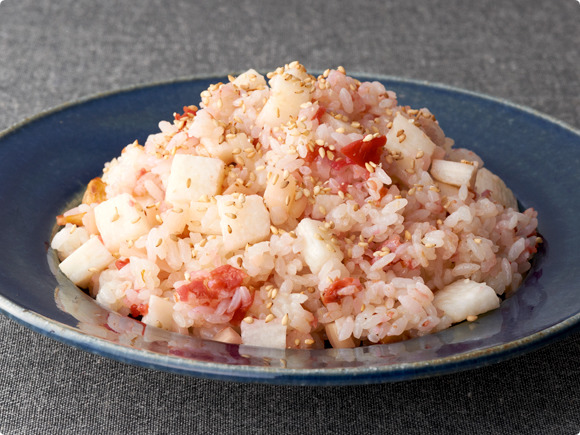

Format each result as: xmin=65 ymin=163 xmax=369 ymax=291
xmin=232 ymin=69 xmax=267 ymax=91
xmin=141 ymin=295 xmax=177 ymax=332
xmin=385 ymin=112 xmax=437 ymax=159
xmin=160 ymin=207 xmax=189 ymax=235
xmin=475 ymin=167 xmax=518 ymax=209
xmin=213 ymin=326 xmax=243 ymax=344
xmin=217 ymin=194 xmax=271 ymax=252
xmin=435 ymin=181 xmax=460 ymax=198
xmin=263 ymin=170 xmax=299 ymax=225
xmin=257 ymin=73 xmax=311 ymax=127
xmin=431 ymin=159 xmax=477 ymax=187
xmin=433 ymin=278 xmax=500 ymax=323
xmin=51 ymin=225 xmax=90 ymax=260
xmin=241 ymin=319 xmax=287 ymax=348
xmin=188 ymin=201 xmax=222 ymax=235
xmin=165 ymin=155 xmax=225 ymax=205
xmin=202 ymin=132 xmax=254 ymax=165
xmin=325 ymin=322 xmax=357 ymax=349
xmin=94 ymin=193 xmax=151 ymax=252
xmin=59 ymin=236 xmax=115 ymax=287
xmin=295 ymin=218 xmax=345 ymax=275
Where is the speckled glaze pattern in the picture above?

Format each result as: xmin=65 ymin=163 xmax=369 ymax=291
xmin=0 ymin=76 xmax=578 ymax=385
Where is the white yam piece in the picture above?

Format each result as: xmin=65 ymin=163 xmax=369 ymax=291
xmin=435 ymin=181 xmax=460 ymax=197
xmin=241 ymin=319 xmax=287 ymax=348
xmin=59 ymin=236 xmax=115 ymax=287
xmin=325 ymin=322 xmax=357 ymax=349
xmin=94 ymin=193 xmax=151 ymax=252
xmin=203 ymin=132 xmax=254 ymax=165
xmin=141 ymin=295 xmax=177 ymax=332
xmin=385 ymin=112 xmax=437 ymax=159
xmin=217 ymin=194 xmax=271 ymax=252
xmin=430 ymin=159 xmax=477 ymax=187
xmin=51 ymin=225 xmax=90 ymax=260
xmin=232 ymin=69 xmax=267 ymax=91
xmin=213 ymin=326 xmax=243 ymax=345
xmin=257 ymin=73 xmax=311 ymax=128
xmin=475 ymin=167 xmax=518 ymax=209
xmin=188 ymin=200 xmax=222 ymax=235
xmin=263 ymin=170 xmax=299 ymax=226
xmin=295 ymin=218 xmax=345 ymax=275
xmin=433 ymin=278 xmax=500 ymax=323
xmin=165 ymin=155 xmax=225 ymax=206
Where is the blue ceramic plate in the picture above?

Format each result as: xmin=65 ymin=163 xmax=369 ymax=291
xmin=0 ymin=75 xmax=578 ymax=385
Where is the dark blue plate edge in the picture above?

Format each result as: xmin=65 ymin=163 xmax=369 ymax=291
xmin=0 ymin=74 xmax=578 ymax=385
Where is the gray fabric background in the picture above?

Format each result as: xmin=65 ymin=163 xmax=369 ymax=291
xmin=1 ymin=0 xmax=579 ymax=433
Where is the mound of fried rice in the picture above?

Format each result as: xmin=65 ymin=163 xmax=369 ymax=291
xmin=51 ymin=62 xmax=539 ymax=349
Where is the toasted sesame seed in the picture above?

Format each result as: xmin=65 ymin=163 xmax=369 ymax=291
xmin=404 ymin=230 xmax=412 ymax=240
xmin=243 ymin=317 xmax=254 ymax=324
xmin=295 ymin=339 xmax=301 ymax=346
xmin=304 ymin=338 xmax=315 ymax=345
xmin=155 ymin=214 xmax=163 ymax=224
xmin=186 ymin=178 xmax=192 ymax=188
xmin=318 ymin=147 xmax=326 ymax=159
xmin=88 ymin=267 xmax=98 ymax=273
xmin=416 ymin=150 xmax=424 ymax=159
xmin=466 ymin=315 xmax=478 ymax=322
xmin=474 ymin=238 xmax=482 ymax=244
xmin=265 ymin=314 xmax=275 ymax=323
xmin=282 ymin=313 xmax=289 ymax=326
xmin=227 ymin=225 xmax=233 ymax=234
xmin=270 ymin=225 xmax=279 ymax=235
xmin=398 ymin=133 xmax=407 ymax=143
xmin=111 ymin=207 xmax=120 ymax=222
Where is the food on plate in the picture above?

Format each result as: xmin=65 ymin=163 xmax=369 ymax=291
xmin=51 ymin=62 xmax=540 ymax=349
